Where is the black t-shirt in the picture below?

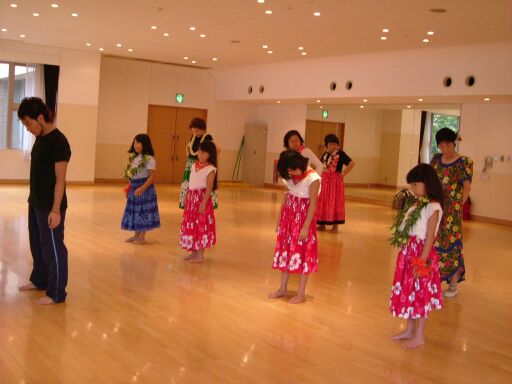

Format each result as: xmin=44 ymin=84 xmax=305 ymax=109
xmin=190 ymin=133 xmax=213 ymax=155
xmin=321 ymin=150 xmax=352 ymax=173
xmin=29 ymin=128 xmax=72 ymax=211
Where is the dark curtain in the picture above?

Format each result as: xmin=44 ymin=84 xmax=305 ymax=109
xmin=44 ymin=65 xmax=60 ymax=122
xmin=418 ymin=111 xmax=427 ymax=164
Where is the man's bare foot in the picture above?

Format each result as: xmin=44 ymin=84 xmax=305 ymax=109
xmin=125 ymin=236 xmax=138 ymax=242
xmin=268 ymin=289 xmax=287 ymax=299
xmin=391 ymin=330 xmax=415 ymax=340
xmin=19 ymin=282 xmax=39 ymax=291
xmin=317 ymin=224 xmax=326 ymax=231
xmin=289 ymin=295 xmax=306 ymax=304
xmin=402 ymin=337 xmax=425 ymax=349
xmin=34 ymin=296 xmax=56 ymax=305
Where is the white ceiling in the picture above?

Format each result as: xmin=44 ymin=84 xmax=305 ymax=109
xmin=1 ymin=0 xmax=511 ymax=68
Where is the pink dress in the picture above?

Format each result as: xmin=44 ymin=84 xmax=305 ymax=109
xmin=390 ymin=203 xmax=443 ymax=319
xmin=316 ymin=150 xmax=352 ymax=225
xmin=179 ymin=162 xmax=216 ymax=251
xmin=272 ymin=169 xmax=321 ymax=274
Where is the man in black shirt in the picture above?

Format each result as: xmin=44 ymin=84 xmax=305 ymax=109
xmin=17 ymin=97 xmax=71 ymax=305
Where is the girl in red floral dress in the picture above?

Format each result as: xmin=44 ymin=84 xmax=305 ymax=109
xmin=179 ymin=141 xmax=217 ymax=263
xmin=317 ymin=134 xmax=355 ymax=231
xmin=389 ymin=164 xmax=444 ymax=348
xmin=268 ymin=150 xmax=321 ymax=304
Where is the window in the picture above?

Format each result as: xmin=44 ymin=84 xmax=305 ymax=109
xmin=0 ymin=62 xmax=32 ymax=149
xmin=429 ymin=113 xmax=460 ymax=161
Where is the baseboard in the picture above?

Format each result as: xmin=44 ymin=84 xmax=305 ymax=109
xmin=345 ymin=182 xmax=400 ymax=190
xmin=345 ymin=195 xmax=391 ymax=207
xmin=95 ymin=178 xmax=126 ymax=184
xmin=264 ymin=183 xmax=284 ymax=190
xmin=471 ymin=215 xmax=512 ymax=227
xmin=68 ymin=181 xmax=95 ymax=186
xmin=0 ymin=179 xmax=29 ymax=184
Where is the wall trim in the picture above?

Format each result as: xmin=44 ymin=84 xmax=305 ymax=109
xmin=471 ymin=215 xmax=512 ymax=227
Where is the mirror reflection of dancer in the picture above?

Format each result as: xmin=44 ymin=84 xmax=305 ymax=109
xmin=269 ymin=150 xmax=321 ymax=304
xmin=180 ymin=118 xmax=218 ymax=209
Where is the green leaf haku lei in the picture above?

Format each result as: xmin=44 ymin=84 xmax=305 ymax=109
xmin=124 ymin=153 xmax=151 ymax=179
xmin=389 ymin=196 xmax=431 ymax=248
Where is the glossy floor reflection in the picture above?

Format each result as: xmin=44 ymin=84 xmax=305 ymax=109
xmin=1 ymin=184 xmax=511 ymax=384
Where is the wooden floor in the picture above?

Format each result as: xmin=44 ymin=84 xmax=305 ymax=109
xmin=1 ymin=184 xmax=511 ymax=384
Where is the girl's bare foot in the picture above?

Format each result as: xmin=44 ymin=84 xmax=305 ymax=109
xmin=331 ymin=225 xmax=338 ymax=232
xmin=34 ymin=296 xmax=56 ymax=305
xmin=187 ymin=254 xmax=204 ymax=263
xmin=289 ymin=295 xmax=306 ymax=304
xmin=125 ymin=236 xmax=138 ymax=242
xmin=183 ymin=251 xmax=198 ymax=261
xmin=133 ymin=236 xmax=146 ymax=244
xmin=317 ymin=224 xmax=326 ymax=231
xmin=391 ymin=330 xmax=415 ymax=340
xmin=402 ymin=337 xmax=425 ymax=349
xmin=268 ymin=289 xmax=287 ymax=299
xmin=19 ymin=282 xmax=39 ymax=291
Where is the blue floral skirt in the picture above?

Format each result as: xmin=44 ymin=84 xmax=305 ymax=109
xmin=121 ymin=177 xmax=161 ymax=232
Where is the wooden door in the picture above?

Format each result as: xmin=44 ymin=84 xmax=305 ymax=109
xmin=242 ymin=124 xmax=268 ymax=186
xmin=305 ymin=120 xmax=324 ymax=158
xmin=147 ymin=105 xmax=176 ymax=183
xmin=173 ymin=108 xmax=208 ymax=183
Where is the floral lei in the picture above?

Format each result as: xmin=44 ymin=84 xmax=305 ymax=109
xmin=124 ymin=153 xmax=151 ymax=179
xmin=188 ymin=133 xmax=212 ymax=156
xmin=389 ymin=196 xmax=431 ymax=248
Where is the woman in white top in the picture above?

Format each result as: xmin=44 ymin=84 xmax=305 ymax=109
xmin=283 ymin=130 xmax=323 ymax=175
xmin=121 ymin=134 xmax=161 ymax=244
xmin=389 ymin=164 xmax=445 ymax=349
xmin=269 ymin=149 xmax=321 ymax=305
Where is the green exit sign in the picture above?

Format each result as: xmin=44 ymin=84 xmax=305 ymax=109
xmin=322 ymin=110 xmax=329 ymax=119
xmin=175 ymin=93 xmax=184 ymax=103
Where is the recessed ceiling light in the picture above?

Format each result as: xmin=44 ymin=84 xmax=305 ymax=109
xmin=10 ymin=4 xmax=18 ymax=8
xmin=128 ymin=48 xmax=133 ymax=52
xmin=484 ymin=97 xmax=490 ymax=101
xmin=363 ymin=99 xmax=368 ymax=102
xmin=151 ymin=25 xmax=157 ymax=30
xmin=313 ymin=12 xmax=321 ymax=16
xmin=163 ymin=32 xmax=169 ymax=37
xmin=212 ymin=57 xmax=218 ymax=62
xmin=319 ymin=105 xmax=323 ymax=109
xmin=262 ymin=44 xmax=268 ymax=49
xmin=267 ymin=50 xmax=273 ymax=54
xmin=382 ymin=28 xmax=389 ymax=33
xmin=189 ymin=26 xmax=196 ymax=31
xmin=360 ymin=105 xmax=364 ymax=109
xmin=116 ymin=43 xmax=122 ymax=47
xmin=51 ymin=4 xmax=59 ymax=8
xmin=85 ymin=42 xmax=91 ymax=46
xmin=33 ymin=13 xmax=40 ymax=17
xmin=381 ymin=36 xmax=387 ymax=40
xmin=20 ymin=34 xmax=26 ymax=38
xmin=301 ymin=52 xmax=307 ymax=56
xmin=265 ymin=10 xmax=272 ymax=14
xmin=423 ymin=38 xmax=430 ymax=43
xmin=418 ymin=98 xmax=423 ymax=101
xmin=427 ymin=31 xmax=434 ymax=35
xmin=298 ymin=46 xmax=304 ymax=50
xmin=191 ymin=60 xmax=196 ymax=64
xmin=200 ymin=33 xmax=206 ymax=38
xmin=184 ymin=56 xmax=189 ymax=60
xmin=407 ymin=105 xmax=411 ymax=108
xmin=316 ymin=100 xmax=321 ymax=103
xmin=1 ymin=28 xmax=7 ymax=32
xmin=99 ymin=48 xmax=104 ymax=51
xmin=257 ymin=0 xmax=265 ymax=3
xmin=276 ymin=100 xmax=281 ymax=104
xmin=71 ymin=13 xmax=79 ymax=17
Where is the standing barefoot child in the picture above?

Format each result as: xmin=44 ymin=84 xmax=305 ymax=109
xmin=121 ymin=134 xmax=160 ymax=243
xmin=389 ymin=164 xmax=444 ymax=348
xmin=316 ymin=134 xmax=355 ymax=232
xmin=269 ymin=149 xmax=321 ymax=304
xmin=180 ymin=141 xmax=217 ymax=263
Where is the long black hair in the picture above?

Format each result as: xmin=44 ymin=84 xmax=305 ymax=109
xmin=128 ymin=133 xmax=155 ymax=156
xmin=277 ymin=149 xmax=309 ymax=180
xmin=283 ymin=130 xmax=304 ymax=148
xmin=199 ymin=141 xmax=218 ymax=191
xmin=406 ymin=163 xmax=444 ymax=209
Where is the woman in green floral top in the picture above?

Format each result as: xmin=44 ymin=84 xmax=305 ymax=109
xmin=430 ymin=128 xmax=473 ymax=298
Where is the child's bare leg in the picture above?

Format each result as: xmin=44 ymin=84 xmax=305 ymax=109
xmin=331 ymin=224 xmax=338 ymax=232
xmin=391 ymin=318 xmax=415 ymax=340
xmin=126 ymin=232 xmax=140 ymax=242
xmin=188 ymin=248 xmax=205 ymax=263
xmin=268 ymin=272 xmax=289 ymax=298
xmin=133 ymin=232 xmax=146 ymax=244
xmin=289 ymin=274 xmax=309 ymax=304
xmin=183 ymin=250 xmax=198 ymax=260
xmin=317 ymin=224 xmax=326 ymax=231
xmin=403 ymin=318 xmax=426 ymax=348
